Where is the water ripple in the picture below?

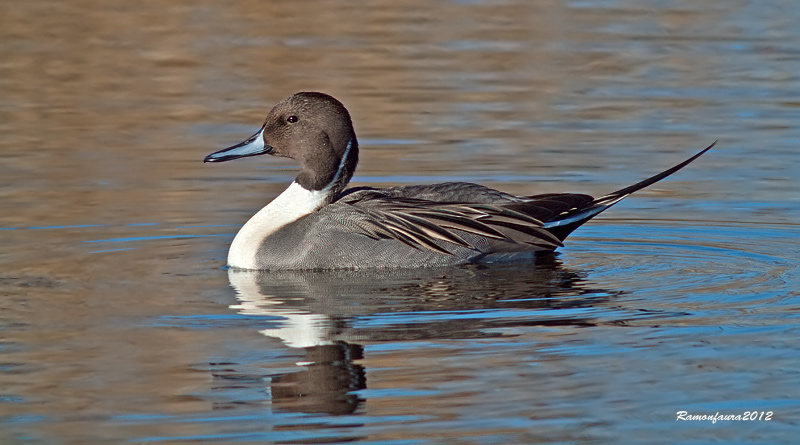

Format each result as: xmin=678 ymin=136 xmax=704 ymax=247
xmin=563 ymin=219 xmax=800 ymax=323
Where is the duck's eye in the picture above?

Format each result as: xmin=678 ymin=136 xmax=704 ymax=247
xmin=286 ymin=115 xmax=298 ymax=123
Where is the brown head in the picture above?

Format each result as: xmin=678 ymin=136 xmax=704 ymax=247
xmin=205 ymin=92 xmax=359 ymax=194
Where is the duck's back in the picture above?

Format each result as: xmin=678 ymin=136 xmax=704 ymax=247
xmin=342 ymin=182 xmax=524 ymax=204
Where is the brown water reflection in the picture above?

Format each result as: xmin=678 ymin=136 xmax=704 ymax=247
xmin=2 ymin=0 xmax=800 ymax=443
xmin=227 ymin=259 xmax=615 ymax=417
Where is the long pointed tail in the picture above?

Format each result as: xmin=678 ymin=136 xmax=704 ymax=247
xmin=543 ymin=141 xmax=716 ymax=241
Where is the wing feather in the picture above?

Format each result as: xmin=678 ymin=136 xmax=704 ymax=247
xmin=339 ymin=193 xmax=568 ymax=255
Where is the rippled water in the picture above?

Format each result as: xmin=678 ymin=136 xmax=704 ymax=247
xmin=2 ymin=0 xmax=800 ymax=443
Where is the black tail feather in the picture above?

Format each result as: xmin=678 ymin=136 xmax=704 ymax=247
xmin=543 ymin=141 xmax=716 ymax=242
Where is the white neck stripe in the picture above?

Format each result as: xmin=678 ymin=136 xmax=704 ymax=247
xmin=323 ymin=138 xmax=353 ymax=193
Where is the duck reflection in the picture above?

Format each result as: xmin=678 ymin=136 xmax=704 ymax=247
xmin=269 ymin=342 xmax=365 ymax=415
xmin=226 ymin=255 xmax=617 ymax=415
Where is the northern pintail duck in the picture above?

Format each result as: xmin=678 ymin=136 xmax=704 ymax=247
xmin=205 ymin=92 xmax=713 ymax=270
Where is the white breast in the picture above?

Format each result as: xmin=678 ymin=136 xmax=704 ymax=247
xmin=227 ymin=138 xmax=353 ymax=269
xmin=227 ymin=181 xmax=331 ymax=269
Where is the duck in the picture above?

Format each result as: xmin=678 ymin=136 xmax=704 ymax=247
xmin=205 ymin=92 xmax=713 ymax=270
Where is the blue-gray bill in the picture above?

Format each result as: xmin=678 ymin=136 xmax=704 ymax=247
xmin=204 ymin=124 xmax=273 ymax=163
